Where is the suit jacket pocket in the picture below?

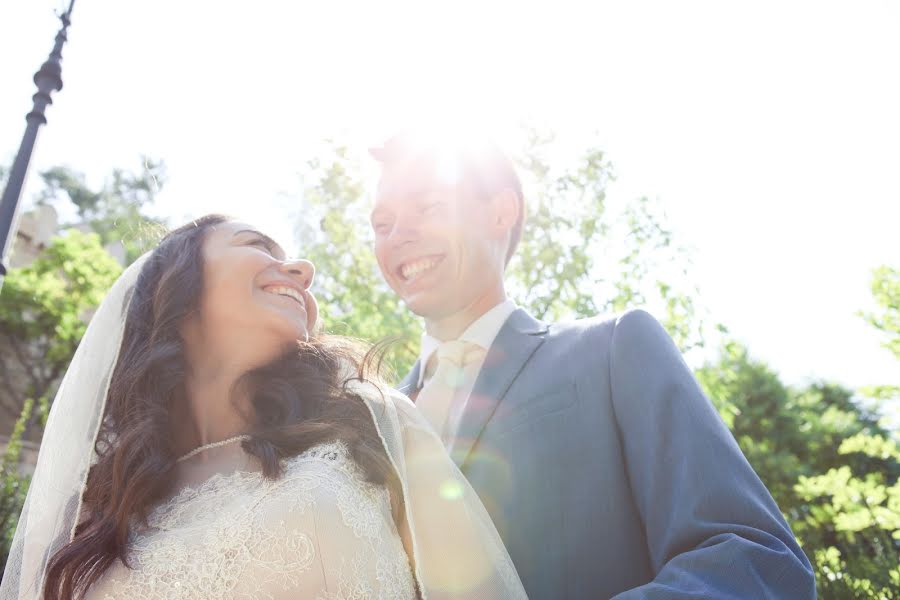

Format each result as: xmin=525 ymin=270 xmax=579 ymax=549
xmin=485 ymin=383 xmax=578 ymax=437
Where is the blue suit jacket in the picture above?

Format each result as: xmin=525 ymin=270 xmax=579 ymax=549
xmin=399 ymin=308 xmax=815 ymax=599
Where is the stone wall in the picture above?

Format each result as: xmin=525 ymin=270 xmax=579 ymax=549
xmin=7 ymin=204 xmax=59 ymax=269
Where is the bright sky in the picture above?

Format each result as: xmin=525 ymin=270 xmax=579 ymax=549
xmin=1 ymin=1 xmax=898 ymax=405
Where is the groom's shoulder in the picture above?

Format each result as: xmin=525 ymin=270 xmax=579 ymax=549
xmin=545 ymin=307 xmax=665 ymax=346
xmin=548 ymin=308 xmax=659 ymax=333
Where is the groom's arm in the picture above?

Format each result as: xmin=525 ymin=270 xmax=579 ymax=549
xmin=607 ymin=309 xmax=816 ymax=599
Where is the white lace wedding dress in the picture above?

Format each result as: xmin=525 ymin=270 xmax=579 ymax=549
xmin=84 ymin=440 xmax=417 ymax=600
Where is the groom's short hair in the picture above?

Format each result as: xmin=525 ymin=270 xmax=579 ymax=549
xmin=370 ymin=131 xmax=525 ymax=265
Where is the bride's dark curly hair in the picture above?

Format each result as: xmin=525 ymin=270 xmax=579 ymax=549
xmin=43 ymin=214 xmax=402 ymax=600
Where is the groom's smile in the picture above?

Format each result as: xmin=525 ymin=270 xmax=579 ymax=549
xmin=397 ymin=254 xmax=445 ymax=284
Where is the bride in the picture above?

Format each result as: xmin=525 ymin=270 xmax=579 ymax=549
xmin=0 ymin=215 xmax=525 ymax=599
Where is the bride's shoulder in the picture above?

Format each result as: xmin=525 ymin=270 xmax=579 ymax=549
xmin=283 ymin=440 xmax=354 ymax=473
xmin=279 ymin=440 xmax=377 ymax=491
xmin=275 ymin=442 xmax=389 ymax=509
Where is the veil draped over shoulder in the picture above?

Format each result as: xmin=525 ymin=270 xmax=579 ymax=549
xmin=0 ymin=254 xmax=526 ymax=599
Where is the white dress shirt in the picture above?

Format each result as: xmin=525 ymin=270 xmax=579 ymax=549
xmin=416 ymin=299 xmax=518 ymax=443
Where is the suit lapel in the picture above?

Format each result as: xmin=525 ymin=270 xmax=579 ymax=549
xmin=398 ymin=361 xmax=421 ymax=399
xmin=450 ymin=309 xmax=549 ymax=468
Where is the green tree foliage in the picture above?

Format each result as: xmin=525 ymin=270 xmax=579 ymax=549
xmin=862 ymin=266 xmax=899 ymax=360
xmin=506 ymin=131 xmax=612 ymax=322
xmin=0 ymin=396 xmax=49 ymax=572
xmin=697 ymin=344 xmax=899 ymax=597
xmin=35 ymin=157 xmax=167 ymax=264
xmin=509 ymin=131 xmax=704 ymax=352
xmin=0 ymin=159 xmax=165 ymax=426
xmin=859 ymin=265 xmax=900 ymax=407
xmin=295 ymin=136 xmax=704 ymax=376
xmin=0 ymin=232 xmax=122 ymax=427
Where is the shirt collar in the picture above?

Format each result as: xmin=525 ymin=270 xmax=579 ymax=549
xmin=416 ymin=299 xmax=518 ymax=388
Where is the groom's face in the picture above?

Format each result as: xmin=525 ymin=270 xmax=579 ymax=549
xmin=371 ymin=161 xmax=506 ymax=320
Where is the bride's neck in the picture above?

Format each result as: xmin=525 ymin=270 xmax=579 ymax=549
xmin=176 ymin=361 xmax=252 ymax=454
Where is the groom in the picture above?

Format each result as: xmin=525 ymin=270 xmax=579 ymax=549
xmin=369 ymin=132 xmax=816 ymax=599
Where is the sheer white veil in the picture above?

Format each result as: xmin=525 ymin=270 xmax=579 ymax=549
xmin=0 ymin=252 xmax=525 ymax=599
xmin=0 ymin=254 xmax=147 ymax=600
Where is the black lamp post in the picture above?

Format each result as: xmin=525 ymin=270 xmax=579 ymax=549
xmin=0 ymin=0 xmax=76 ymax=290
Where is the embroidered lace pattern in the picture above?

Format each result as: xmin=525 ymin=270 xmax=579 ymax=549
xmin=85 ymin=441 xmax=416 ymax=600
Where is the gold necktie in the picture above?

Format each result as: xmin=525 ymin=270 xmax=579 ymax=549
xmin=417 ymin=340 xmax=480 ymax=443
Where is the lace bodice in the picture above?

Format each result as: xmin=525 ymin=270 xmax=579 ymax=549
xmin=84 ymin=441 xmax=417 ymax=600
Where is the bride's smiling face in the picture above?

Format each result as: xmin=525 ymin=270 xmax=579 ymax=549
xmin=191 ymin=221 xmax=318 ymax=358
